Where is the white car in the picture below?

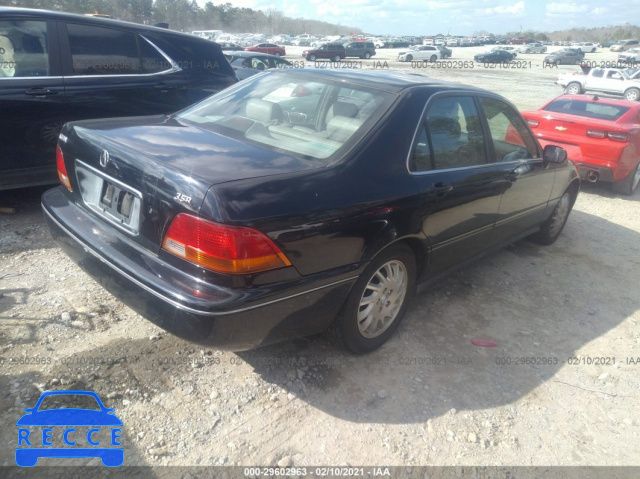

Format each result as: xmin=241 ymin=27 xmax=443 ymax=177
xmin=491 ymin=46 xmax=518 ymax=57
xmin=397 ymin=45 xmax=442 ymax=62
xmin=576 ymin=42 xmax=598 ymax=53
xmin=619 ymin=48 xmax=640 ymax=63
xmin=517 ymin=43 xmax=547 ymax=54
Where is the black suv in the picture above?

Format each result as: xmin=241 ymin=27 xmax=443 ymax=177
xmin=0 ymin=7 xmax=237 ymax=190
xmin=342 ymin=41 xmax=376 ymax=59
xmin=302 ymin=43 xmax=346 ymax=61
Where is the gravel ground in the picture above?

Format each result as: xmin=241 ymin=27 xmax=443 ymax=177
xmin=1 ymin=45 xmax=639 ymax=475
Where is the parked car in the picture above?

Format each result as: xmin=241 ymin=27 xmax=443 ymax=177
xmin=575 ymin=42 xmax=597 ymax=53
xmin=557 ymin=65 xmax=640 ymax=101
xmin=43 ymin=69 xmax=578 ymax=353
xmin=244 ymin=43 xmax=286 ymax=56
xmin=342 ymin=41 xmax=376 ymax=59
xmin=397 ymin=45 xmax=441 ymax=62
xmin=436 ymin=45 xmax=452 ymax=59
xmin=611 ymin=40 xmax=639 ymax=52
xmin=492 ymin=46 xmax=518 ymax=57
xmin=474 ymin=49 xmax=516 ymax=63
xmin=302 ymin=43 xmax=346 ymax=61
xmin=619 ymin=48 xmax=640 ymax=63
xmin=517 ymin=43 xmax=547 ymax=54
xmin=225 ymin=51 xmax=293 ymax=81
xmin=216 ymin=41 xmax=243 ymax=51
xmin=0 ymin=7 xmax=236 ymax=191
xmin=523 ymin=94 xmax=640 ymax=195
xmin=543 ymin=48 xmax=585 ymax=65
xmin=599 ymin=41 xmax=617 ymax=48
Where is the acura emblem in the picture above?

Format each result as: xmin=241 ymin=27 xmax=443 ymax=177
xmin=99 ymin=150 xmax=110 ymax=167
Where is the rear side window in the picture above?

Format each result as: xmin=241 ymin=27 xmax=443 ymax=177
xmin=411 ymin=96 xmax=486 ymax=171
xmin=0 ymin=20 xmax=49 ymax=77
xmin=480 ymin=97 xmax=538 ymax=161
xmin=67 ymin=23 xmax=142 ymax=75
xmin=543 ymin=98 xmax=630 ymax=121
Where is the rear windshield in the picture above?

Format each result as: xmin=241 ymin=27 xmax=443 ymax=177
xmin=178 ymin=72 xmax=394 ymax=162
xmin=543 ymin=98 xmax=630 ymax=121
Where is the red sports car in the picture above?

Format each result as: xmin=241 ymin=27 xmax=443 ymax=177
xmin=522 ymin=95 xmax=640 ymax=195
xmin=244 ymin=43 xmax=286 ymax=56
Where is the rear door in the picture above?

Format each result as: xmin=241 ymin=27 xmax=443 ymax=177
xmin=409 ymin=94 xmax=505 ymax=275
xmin=0 ymin=16 xmax=65 ymax=189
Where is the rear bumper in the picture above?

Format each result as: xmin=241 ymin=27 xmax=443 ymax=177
xmin=575 ymin=162 xmax=614 ymax=183
xmin=42 ymin=187 xmax=357 ymax=350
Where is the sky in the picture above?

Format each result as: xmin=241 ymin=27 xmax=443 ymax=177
xmin=196 ymin=0 xmax=640 ymax=36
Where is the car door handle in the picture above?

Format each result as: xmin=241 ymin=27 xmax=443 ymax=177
xmin=154 ymin=83 xmax=176 ymax=92
xmin=25 ymin=88 xmax=58 ymax=98
xmin=426 ymin=183 xmax=453 ymax=197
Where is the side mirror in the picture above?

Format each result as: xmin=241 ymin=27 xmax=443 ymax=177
xmin=543 ymin=144 xmax=567 ymax=163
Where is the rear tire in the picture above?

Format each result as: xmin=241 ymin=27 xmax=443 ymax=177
xmin=364 ymin=52 xmax=371 ymax=59
xmin=329 ymin=244 xmax=416 ymax=354
xmin=334 ymin=55 xmax=341 ymax=62
xmin=430 ymin=55 xmax=437 ymax=62
xmin=624 ymin=87 xmax=640 ymax=101
xmin=565 ymin=82 xmax=583 ymax=95
xmin=612 ymin=162 xmax=640 ymax=196
xmin=530 ymin=189 xmax=575 ymax=245
xmin=274 ymin=52 xmax=281 ymax=57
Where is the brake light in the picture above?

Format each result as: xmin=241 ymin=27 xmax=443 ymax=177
xmin=56 ymin=145 xmax=72 ymax=192
xmin=586 ymin=129 xmax=606 ymax=139
xmin=587 ymin=129 xmax=629 ymax=141
xmin=162 ymin=213 xmax=291 ymax=274
xmin=526 ymin=119 xmax=539 ymax=127
xmin=607 ymin=131 xmax=629 ymax=142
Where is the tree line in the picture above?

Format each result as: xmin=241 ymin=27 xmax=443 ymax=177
xmin=0 ymin=0 xmax=363 ymax=35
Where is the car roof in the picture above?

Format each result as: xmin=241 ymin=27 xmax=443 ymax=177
xmin=266 ymin=69 xmax=491 ymax=95
xmin=554 ymin=94 xmax=640 ymax=108
xmin=227 ymin=51 xmax=286 ymax=59
xmin=0 ymin=6 xmax=204 ymax=40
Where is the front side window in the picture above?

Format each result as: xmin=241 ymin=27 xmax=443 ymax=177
xmin=178 ymin=72 xmax=393 ymax=161
xmin=412 ymin=95 xmax=486 ymax=171
xmin=480 ymin=97 xmax=538 ymax=161
xmin=67 ymin=23 xmax=141 ymax=75
xmin=0 ymin=20 xmax=49 ymax=78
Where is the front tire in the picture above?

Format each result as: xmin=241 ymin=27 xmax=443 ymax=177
xmin=330 ymin=244 xmax=416 ymax=354
xmin=612 ymin=162 xmax=640 ymax=196
xmin=530 ymin=189 xmax=575 ymax=245
xmin=334 ymin=55 xmax=341 ymax=62
xmin=405 ymin=54 xmax=413 ymax=61
xmin=364 ymin=52 xmax=371 ymax=59
xmin=274 ymin=52 xmax=281 ymax=57
xmin=308 ymin=54 xmax=316 ymax=61
xmin=430 ymin=55 xmax=437 ymax=62
xmin=565 ymin=82 xmax=583 ymax=95
xmin=624 ymin=87 xmax=640 ymax=101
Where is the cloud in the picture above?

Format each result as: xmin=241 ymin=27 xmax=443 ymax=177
xmin=482 ymin=1 xmax=524 ymax=15
xmin=546 ymin=2 xmax=590 ymax=15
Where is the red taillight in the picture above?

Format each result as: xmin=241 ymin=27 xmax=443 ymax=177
xmin=587 ymin=129 xmax=629 ymax=142
xmin=526 ymin=119 xmax=539 ymax=127
xmin=56 ymin=145 xmax=72 ymax=192
xmin=162 ymin=213 xmax=291 ymax=274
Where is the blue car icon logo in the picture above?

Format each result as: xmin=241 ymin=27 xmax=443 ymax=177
xmin=16 ymin=390 xmax=123 ymax=467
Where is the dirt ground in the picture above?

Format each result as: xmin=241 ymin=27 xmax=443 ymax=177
xmin=1 ymin=45 xmax=639 ymax=476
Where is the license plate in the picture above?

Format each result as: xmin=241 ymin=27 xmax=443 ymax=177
xmin=75 ymin=161 xmax=142 ymax=235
